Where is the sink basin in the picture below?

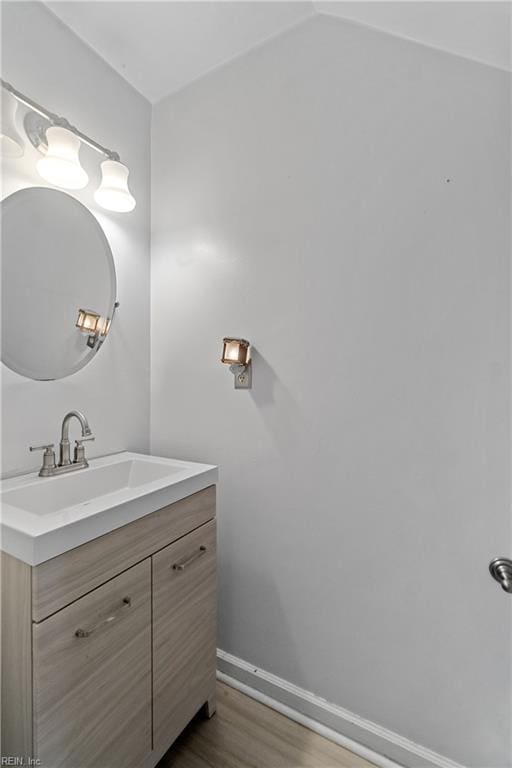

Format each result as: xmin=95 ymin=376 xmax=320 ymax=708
xmin=3 ymin=458 xmax=186 ymax=516
xmin=0 ymin=452 xmax=218 ymax=565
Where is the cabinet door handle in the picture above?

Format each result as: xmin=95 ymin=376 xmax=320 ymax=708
xmin=75 ymin=597 xmax=132 ymax=638
xmin=172 ymin=545 xmax=207 ymax=571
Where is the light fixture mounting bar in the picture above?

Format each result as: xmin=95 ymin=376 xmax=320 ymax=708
xmin=1 ymin=79 xmax=120 ymax=161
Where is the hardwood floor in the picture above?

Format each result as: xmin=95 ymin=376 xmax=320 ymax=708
xmin=157 ymin=682 xmax=376 ymax=768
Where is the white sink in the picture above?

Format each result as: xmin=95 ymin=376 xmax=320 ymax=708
xmin=0 ymin=452 xmax=218 ymax=565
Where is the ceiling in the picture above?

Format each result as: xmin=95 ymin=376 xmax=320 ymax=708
xmin=46 ymin=1 xmax=511 ymax=103
xmin=45 ymin=1 xmax=315 ymax=102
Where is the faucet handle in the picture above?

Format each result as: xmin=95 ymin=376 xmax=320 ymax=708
xmin=29 ymin=444 xmax=56 ymax=473
xmin=74 ymin=435 xmax=94 ymax=465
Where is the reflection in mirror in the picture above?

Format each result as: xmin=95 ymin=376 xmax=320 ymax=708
xmin=76 ymin=307 xmax=115 ymax=349
xmin=1 ymin=187 xmax=117 ymax=380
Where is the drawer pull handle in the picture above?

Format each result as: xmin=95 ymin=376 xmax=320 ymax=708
xmin=75 ymin=597 xmax=132 ymax=638
xmin=172 ymin=545 xmax=207 ymax=571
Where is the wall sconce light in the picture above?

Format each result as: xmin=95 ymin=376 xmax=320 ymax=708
xmin=221 ymin=337 xmax=252 ymax=389
xmin=76 ymin=306 xmax=115 ymax=349
xmin=0 ymin=79 xmax=136 ymax=213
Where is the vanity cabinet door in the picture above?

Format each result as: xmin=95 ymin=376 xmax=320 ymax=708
xmin=32 ymin=559 xmax=151 ymax=768
xmin=153 ymin=519 xmax=217 ymax=752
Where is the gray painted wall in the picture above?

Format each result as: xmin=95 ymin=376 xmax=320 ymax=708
xmin=1 ymin=1 xmax=151 ymax=477
xmin=151 ymin=15 xmax=511 ymax=767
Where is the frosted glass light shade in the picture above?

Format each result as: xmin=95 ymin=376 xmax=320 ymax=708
xmin=37 ymin=126 xmax=88 ymax=190
xmin=221 ymin=338 xmax=250 ymax=366
xmin=76 ymin=308 xmax=111 ymax=336
xmin=0 ymin=90 xmax=24 ymax=159
xmin=76 ymin=308 xmax=101 ymax=334
xmin=94 ymin=159 xmax=136 ymax=213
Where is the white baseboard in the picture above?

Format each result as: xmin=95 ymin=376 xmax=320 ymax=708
xmin=217 ymin=649 xmax=466 ymax=768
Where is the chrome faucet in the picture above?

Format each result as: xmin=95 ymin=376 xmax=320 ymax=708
xmin=59 ymin=410 xmax=93 ymax=466
xmin=30 ymin=410 xmax=95 ymax=477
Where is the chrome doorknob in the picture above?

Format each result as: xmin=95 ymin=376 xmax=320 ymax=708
xmin=489 ymin=558 xmax=512 ymax=593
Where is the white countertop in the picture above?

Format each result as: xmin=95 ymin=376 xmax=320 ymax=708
xmin=0 ymin=452 xmax=218 ymax=565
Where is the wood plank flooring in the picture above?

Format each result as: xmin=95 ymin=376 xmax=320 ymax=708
xmin=157 ymin=682 xmax=376 ymax=768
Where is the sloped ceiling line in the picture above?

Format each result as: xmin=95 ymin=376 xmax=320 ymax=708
xmin=44 ymin=1 xmax=511 ymax=104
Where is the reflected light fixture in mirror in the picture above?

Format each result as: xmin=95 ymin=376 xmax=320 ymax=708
xmin=94 ymin=160 xmax=136 ymax=213
xmin=221 ymin=337 xmax=252 ymax=389
xmin=0 ymin=89 xmax=24 ymax=158
xmin=37 ymin=126 xmax=89 ymax=190
xmin=76 ymin=308 xmax=111 ymax=348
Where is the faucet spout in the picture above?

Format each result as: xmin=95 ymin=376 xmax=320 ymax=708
xmin=61 ymin=410 xmax=91 ymax=440
xmin=59 ymin=410 xmax=92 ymax=466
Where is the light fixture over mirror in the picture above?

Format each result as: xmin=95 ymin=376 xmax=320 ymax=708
xmin=221 ymin=338 xmax=252 ymax=389
xmin=37 ymin=126 xmax=89 ymax=190
xmin=94 ymin=160 xmax=136 ymax=213
xmin=1 ymin=78 xmax=136 ymax=213
xmin=0 ymin=88 xmax=24 ymax=158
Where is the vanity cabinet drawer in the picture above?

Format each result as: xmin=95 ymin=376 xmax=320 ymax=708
xmin=152 ymin=519 xmax=217 ymax=753
xmin=32 ymin=559 xmax=151 ymax=768
xmin=32 ymin=485 xmax=216 ymax=621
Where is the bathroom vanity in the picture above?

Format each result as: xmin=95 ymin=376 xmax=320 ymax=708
xmin=0 ymin=139 xmax=218 ymax=767
xmin=1 ymin=452 xmax=218 ymax=768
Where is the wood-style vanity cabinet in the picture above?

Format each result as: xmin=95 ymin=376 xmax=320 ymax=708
xmin=33 ymin=560 xmax=152 ymax=768
xmin=153 ymin=519 xmax=217 ymax=753
xmin=1 ymin=486 xmax=217 ymax=768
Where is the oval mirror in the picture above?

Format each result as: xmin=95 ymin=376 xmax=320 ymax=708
xmin=1 ymin=187 xmax=117 ymax=380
